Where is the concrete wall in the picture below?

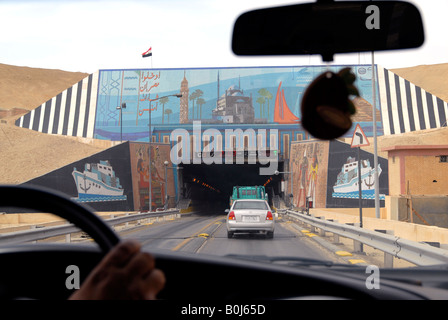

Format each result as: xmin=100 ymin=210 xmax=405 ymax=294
xmin=310 ymin=208 xmax=448 ymax=245
xmin=384 ymin=145 xmax=448 ymax=196
xmin=387 ymin=195 xmax=448 ymax=228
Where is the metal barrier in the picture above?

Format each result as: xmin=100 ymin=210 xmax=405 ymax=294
xmin=285 ymin=210 xmax=448 ymax=267
xmin=0 ymin=209 xmax=180 ymax=245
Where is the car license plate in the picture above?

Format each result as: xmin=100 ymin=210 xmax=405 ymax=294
xmin=243 ymin=215 xmax=259 ymax=222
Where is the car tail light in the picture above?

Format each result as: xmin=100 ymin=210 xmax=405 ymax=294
xmin=266 ymin=211 xmax=273 ymax=220
xmin=228 ymin=211 xmax=236 ymax=220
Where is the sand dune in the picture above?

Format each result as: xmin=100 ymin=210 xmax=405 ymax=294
xmin=0 ymin=63 xmax=87 ymax=112
xmin=0 ymin=63 xmax=101 ymax=184
xmin=391 ymin=63 xmax=448 ymax=103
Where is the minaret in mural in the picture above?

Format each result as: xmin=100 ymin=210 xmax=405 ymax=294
xmin=179 ymin=71 xmax=189 ymax=123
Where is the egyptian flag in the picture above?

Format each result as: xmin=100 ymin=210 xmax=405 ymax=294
xmin=142 ymin=47 xmax=152 ymax=58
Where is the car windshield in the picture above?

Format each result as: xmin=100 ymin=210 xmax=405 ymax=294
xmin=1 ymin=0 xmax=448 ymax=291
xmin=233 ymin=201 xmax=268 ymax=210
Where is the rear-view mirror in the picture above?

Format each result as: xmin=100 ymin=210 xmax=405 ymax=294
xmin=232 ymin=1 xmax=424 ymax=61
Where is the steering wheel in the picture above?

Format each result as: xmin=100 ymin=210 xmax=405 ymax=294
xmin=0 ymin=185 xmax=120 ymax=252
xmin=0 ymin=185 xmax=121 ymax=299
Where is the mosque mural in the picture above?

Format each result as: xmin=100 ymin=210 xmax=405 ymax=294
xmin=93 ymin=66 xmax=381 ymax=141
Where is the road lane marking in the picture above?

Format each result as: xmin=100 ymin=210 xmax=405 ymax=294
xmin=305 ymin=233 xmax=318 ymax=237
xmin=336 ymin=251 xmax=353 ymax=257
xmin=348 ymin=259 xmax=366 ymax=265
xmin=171 ymin=216 xmax=223 ymax=251
xmin=198 ymin=233 xmax=209 ymax=238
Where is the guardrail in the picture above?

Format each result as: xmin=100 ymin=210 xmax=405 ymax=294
xmin=284 ymin=209 xmax=448 ymax=267
xmin=0 ymin=209 xmax=180 ymax=246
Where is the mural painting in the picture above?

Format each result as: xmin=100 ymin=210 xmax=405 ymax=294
xmin=23 ymin=143 xmax=134 ymax=211
xmin=326 ymin=140 xmax=388 ymax=208
xmin=72 ymin=160 xmax=127 ymax=202
xmin=129 ymin=142 xmax=174 ymax=211
xmin=290 ymin=141 xmax=330 ymax=209
xmin=94 ymin=66 xmax=381 ymax=142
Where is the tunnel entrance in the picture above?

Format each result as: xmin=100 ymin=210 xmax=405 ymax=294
xmin=180 ymin=161 xmax=284 ymax=212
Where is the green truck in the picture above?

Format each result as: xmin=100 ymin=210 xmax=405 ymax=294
xmin=229 ymin=186 xmax=268 ymax=206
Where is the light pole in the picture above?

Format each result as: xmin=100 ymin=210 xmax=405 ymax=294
xmin=116 ymin=103 xmax=126 ymax=143
xmin=275 ymin=170 xmax=293 ymax=209
xmin=164 ymin=160 xmax=169 ymax=209
xmin=148 ymin=93 xmax=182 ymax=212
xmin=164 ymin=160 xmax=183 ymax=209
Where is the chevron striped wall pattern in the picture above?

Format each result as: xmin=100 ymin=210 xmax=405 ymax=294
xmin=15 ymin=71 xmax=99 ymax=138
xmin=14 ymin=66 xmax=448 ymax=139
xmin=377 ymin=65 xmax=448 ymax=135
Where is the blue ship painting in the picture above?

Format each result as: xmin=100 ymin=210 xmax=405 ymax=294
xmin=72 ymin=160 xmax=127 ymax=202
xmin=332 ymin=157 xmax=385 ymax=200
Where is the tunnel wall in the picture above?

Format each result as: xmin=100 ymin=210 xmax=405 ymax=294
xmin=15 ymin=65 xmax=448 ymax=144
xmin=22 ymin=142 xmax=175 ymax=212
xmin=290 ymin=140 xmax=388 ymax=209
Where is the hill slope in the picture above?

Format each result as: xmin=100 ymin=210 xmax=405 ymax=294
xmin=390 ymin=63 xmax=448 ymax=103
xmin=0 ymin=63 xmax=88 ymax=111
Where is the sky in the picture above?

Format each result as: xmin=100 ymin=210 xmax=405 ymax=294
xmin=1 ymin=0 xmax=447 ymax=74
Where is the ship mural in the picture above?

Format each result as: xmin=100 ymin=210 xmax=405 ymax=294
xmin=72 ymin=160 xmax=127 ymax=202
xmin=332 ymin=156 xmax=385 ymax=200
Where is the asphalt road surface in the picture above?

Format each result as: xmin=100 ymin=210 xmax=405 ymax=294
xmin=120 ymin=212 xmax=343 ymax=263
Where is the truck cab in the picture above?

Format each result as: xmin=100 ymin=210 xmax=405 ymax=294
xmin=229 ymin=186 xmax=268 ymax=207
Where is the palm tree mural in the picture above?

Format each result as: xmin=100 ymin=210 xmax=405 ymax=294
xmin=258 ymin=88 xmax=273 ymax=120
xmin=189 ymin=89 xmax=204 ymax=119
xmin=194 ymin=89 xmax=204 ymax=119
xmin=159 ymin=96 xmax=169 ymax=124
xmin=164 ymin=108 xmax=172 ymax=124
xmin=189 ymin=92 xmax=197 ymax=120
xmin=196 ymin=98 xmax=206 ymax=119
xmin=256 ymin=96 xmax=265 ymax=118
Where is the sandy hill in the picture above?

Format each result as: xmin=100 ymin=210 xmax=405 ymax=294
xmin=0 ymin=63 xmax=88 ymax=112
xmin=0 ymin=124 xmax=107 ymax=184
xmin=0 ymin=64 xmax=104 ymax=184
xmin=390 ymin=63 xmax=448 ymax=103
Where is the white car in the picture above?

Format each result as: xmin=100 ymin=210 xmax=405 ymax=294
xmin=226 ymin=199 xmax=275 ymax=238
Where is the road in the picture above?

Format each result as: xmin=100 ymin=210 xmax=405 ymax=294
xmin=119 ymin=212 xmax=343 ymax=263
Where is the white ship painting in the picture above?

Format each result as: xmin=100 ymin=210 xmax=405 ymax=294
xmin=332 ymin=156 xmax=385 ymax=200
xmin=72 ymin=160 xmax=127 ymax=202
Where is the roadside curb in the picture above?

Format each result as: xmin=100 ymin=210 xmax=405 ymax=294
xmin=287 ymin=219 xmax=368 ymax=266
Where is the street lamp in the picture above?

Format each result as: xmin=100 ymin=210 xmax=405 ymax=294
xmin=116 ymin=103 xmax=126 ymax=143
xmin=274 ymin=170 xmax=294 ymax=209
xmin=148 ymin=93 xmax=183 ymax=212
xmin=164 ymin=160 xmax=183 ymax=209
xmin=164 ymin=160 xmax=169 ymax=209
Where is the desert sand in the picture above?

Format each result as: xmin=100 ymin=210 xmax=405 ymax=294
xmin=0 ymin=63 xmax=88 ymax=111
xmin=0 ymin=62 xmax=447 ymax=184
xmin=0 ymin=63 xmax=105 ymax=184
xmin=391 ymin=63 xmax=448 ymax=103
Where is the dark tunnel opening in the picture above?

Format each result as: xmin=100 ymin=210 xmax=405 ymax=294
xmin=180 ymin=161 xmax=284 ymax=213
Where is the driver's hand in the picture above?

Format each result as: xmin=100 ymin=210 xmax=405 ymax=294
xmin=69 ymin=240 xmax=165 ymax=300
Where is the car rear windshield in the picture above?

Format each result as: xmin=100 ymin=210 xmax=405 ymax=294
xmin=233 ymin=201 xmax=268 ymax=210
